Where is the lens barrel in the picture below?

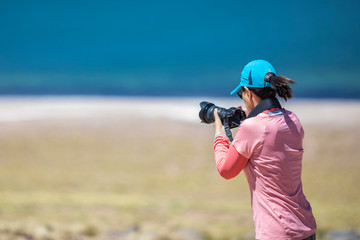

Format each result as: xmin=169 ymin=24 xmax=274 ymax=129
xmin=199 ymin=101 xmax=216 ymax=123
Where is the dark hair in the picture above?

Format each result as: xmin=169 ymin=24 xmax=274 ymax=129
xmin=242 ymin=76 xmax=296 ymax=101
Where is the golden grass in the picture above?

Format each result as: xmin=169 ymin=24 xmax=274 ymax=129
xmin=0 ymin=118 xmax=359 ymax=239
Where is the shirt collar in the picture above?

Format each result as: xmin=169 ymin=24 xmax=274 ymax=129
xmin=246 ymin=98 xmax=282 ymax=119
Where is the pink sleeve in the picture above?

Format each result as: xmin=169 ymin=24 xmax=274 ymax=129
xmin=214 ymin=135 xmax=249 ymax=180
xmin=232 ymin=118 xmax=265 ymax=159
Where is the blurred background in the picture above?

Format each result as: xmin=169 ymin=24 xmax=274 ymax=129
xmin=1 ymin=1 xmax=360 ymax=240
xmin=1 ymin=0 xmax=360 ymax=98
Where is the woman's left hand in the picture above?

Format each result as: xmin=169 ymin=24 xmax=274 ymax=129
xmin=213 ymin=109 xmax=225 ymax=135
xmin=237 ymin=105 xmax=249 ymax=117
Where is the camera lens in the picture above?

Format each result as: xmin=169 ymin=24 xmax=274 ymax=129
xmin=199 ymin=101 xmax=216 ymax=123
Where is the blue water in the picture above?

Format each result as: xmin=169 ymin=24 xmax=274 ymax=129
xmin=1 ymin=1 xmax=360 ymax=99
xmin=0 ymin=73 xmax=358 ymax=99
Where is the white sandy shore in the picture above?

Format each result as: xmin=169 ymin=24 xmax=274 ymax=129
xmin=0 ymin=96 xmax=359 ymax=127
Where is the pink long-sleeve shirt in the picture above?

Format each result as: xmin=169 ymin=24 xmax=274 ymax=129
xmin=214 ymin=109 xmax=316 ymax=240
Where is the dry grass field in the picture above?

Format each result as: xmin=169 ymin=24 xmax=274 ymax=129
xmin=0 ymin=98 xmax=359 ymax=240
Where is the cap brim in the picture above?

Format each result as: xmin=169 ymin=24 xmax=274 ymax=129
xmin=230 ymin=84 xmax=241 ymax=95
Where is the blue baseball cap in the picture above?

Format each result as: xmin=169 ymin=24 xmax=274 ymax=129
xmin=230 ymin=59 xmax=277 ymax=95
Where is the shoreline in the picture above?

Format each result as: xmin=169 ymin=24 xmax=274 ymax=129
xmin=0 ymin=96 xmax=359 ymax=127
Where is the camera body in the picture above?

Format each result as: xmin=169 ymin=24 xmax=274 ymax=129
xmin=199 ymin=101 xmax=246 ymax=141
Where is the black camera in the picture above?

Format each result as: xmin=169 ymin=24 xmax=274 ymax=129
xmin=199 ymin=101 xmax=246 ymax=141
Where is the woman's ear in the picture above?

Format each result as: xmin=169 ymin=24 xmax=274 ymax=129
xmin=244 ymin=87 xmax=251 ymax=99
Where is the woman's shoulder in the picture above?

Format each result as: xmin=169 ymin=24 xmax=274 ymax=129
xmin=237 ymin=115 xmax=267 ymax=135
xmin=283 ymin=109 xmax=302 ymax=122
xmin=233 ymin=115 xmax=267 ymax=151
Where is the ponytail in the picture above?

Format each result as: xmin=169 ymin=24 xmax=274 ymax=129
xmin=269 ymin=76 xmax=296 ymax=101
xmin=243 ymin=75 xmax=296 ymax=102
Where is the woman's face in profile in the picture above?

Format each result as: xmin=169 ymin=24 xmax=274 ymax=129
xmin=242 ymin=87 xmax=253 ymax=113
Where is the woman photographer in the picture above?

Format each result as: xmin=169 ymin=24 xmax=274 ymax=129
xmin=213 ymin=60 xmax=317 ymax=240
